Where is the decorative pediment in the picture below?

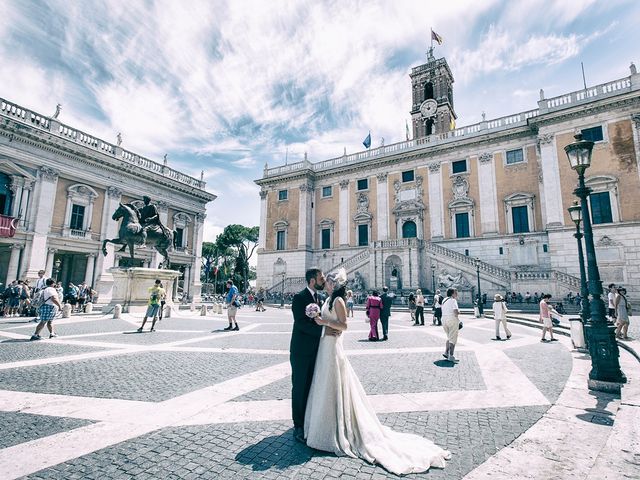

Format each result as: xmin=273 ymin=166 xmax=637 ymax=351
xmin=273 ymin=219 xmax=289 ymax=229
xmin=597 ymin=235 xmax=622 ymax=247
xmin=353 ymin=211 xmax=373 ymax=223
xmin=318 ymin=218 xmax=335 ymax=228
xmin=173 ymin=212 xmax=192 ymax=228
xmin=0 ymin=159 xmax=37 ymax=180
xmin=448 ymin=198 xmax=474 ymax=209
xmin=585 ymin=175 xmax=618 ymax=190
xmin=504 ymin=192 xmax=535 ymax=205
xmin=68 ymin=184 xmax=99 ymax=199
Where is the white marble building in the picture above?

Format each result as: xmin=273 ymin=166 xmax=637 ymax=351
xmin=0 ymin=98 xmax=216 ymax=303
xmin=255 ymin=55 xmax=640 ymax=301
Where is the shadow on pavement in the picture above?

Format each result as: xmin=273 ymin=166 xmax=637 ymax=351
xmin=235 ymin=431 xmax=332 ymax=471
xmin=576 ymin=390 xmax=619 ymax=426
xmin=433 ymin=359 xmax=455 ymax=368
xmin=0 ymin=338 xmax=31 ymax=343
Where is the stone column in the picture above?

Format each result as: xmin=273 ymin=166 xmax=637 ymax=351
xmin=8 ymin=176 xmax=24 ymax=218
xmin=258 ymin=189 xmax=268 ymax=250
xmin=45 ymin=248 xmax=57 ymax=277
xmin=191 ymin=213 xmax=205 ymax=302
xmin=477 ymin=153 xmax=499 ymax=234
xmin=538 ymin=133 xmax=565 ymax=228
xmin=376 ymin=173 xmax=388 ymax=241
xmin=339 ymin=180 xmax=350 ymax=246
xmin=23 ymin=167 xmax=59 ymax=280
xmin=6 ymin=244 xmax=22 ymax=283
xmin=94 ymin=186 xmax=122 ymax=303
xmin=19 ymin=180 xmax=34 ymax=230
xmin=427 ymin=163 xmax=444 ymax=239
xmin=85 ymin=253 xmax=96 ymax=286
xmin=298 ymin=182 xmax=313 ymax=249
xmin=632 ymin=114 xmax=640 ymax=183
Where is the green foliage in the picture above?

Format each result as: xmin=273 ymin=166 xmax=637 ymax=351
xmin=201 ymin=225 xmax=259 ymax=292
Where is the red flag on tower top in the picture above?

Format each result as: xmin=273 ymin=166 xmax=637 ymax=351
xmin=431 ymin=29 xmax=443 ymax=45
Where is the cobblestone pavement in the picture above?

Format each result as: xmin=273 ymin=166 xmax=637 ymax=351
xmin=0 ymin=307 xmax=574 ymax=479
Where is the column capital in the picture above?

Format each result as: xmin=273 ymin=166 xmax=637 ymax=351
xmin=48 ymin=248 xmax=58 ymax=254
xmin=39 ymin=166 xmax=59 ymax=181
xmin=195 ymin=212 xmax=206 ymax=224
xmin=537 ymin=133 xmax=554 ymax=145
xmin=23 ymin=180 xmax=35 ymax=191
xmin=427 ymin=162 xmax=441 ymax=174
xmin=632 ymin=113 xmax=640 ymax=130
xmin=339 ymin=179 xmax=350 ymax=190
xmin=478 ymin=152 xmax=493 ymax=164
xmin=85 ymin=253 xmax=97 ymax=259
xmin=10 ymin=244 xmax=23 ymax=251
xmin=376 ymin=172 xmax=388 ymax=183
xmin=156 ymin=200 xmax=169 ymax=213
xmin=299 ymin=182 xmax=314 ymax=192
xmin=259 ymin=189 xmax=268 ymax=199
xmin=106 ymin=186 xmax=123 ymax=198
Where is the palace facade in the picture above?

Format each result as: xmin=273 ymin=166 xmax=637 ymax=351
xmin=255 ymin=55 xmax=640 ymax=302
xmin=0 ymin=98 xmax=215 ymax=303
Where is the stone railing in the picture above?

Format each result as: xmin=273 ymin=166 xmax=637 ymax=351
xmin=551 ymin=270 xmax=581 ymax=289
xmin=540 ymin=77 xmax=632 ymax=113
xmin=425 ymin=242 xmax=512 ymax=281
xmin=262 ymin=73 xmax=635 ymax=179
xmin=373 ymin=238 xmax=423 ymax=249
xmin=267 ymin=276 xmax=306 ymax=293
xmin=0 ymin=98 xmax=206 ymax=190
xmin=327 ymin=249 xmax=369 ymax=274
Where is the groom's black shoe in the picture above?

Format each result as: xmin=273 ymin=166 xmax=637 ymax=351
xmin=293 ymin=427 xmax=306 ymax=444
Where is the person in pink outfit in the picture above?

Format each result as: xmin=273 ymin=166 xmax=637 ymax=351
xmin=365 ymin=290 xmax=383 ymax=341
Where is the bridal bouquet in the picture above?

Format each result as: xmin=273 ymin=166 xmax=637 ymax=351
xmin=305 ymin=303 xmax=321 ymax=319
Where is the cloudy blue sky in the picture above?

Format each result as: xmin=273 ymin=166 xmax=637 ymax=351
xmin=1 ymin=0 xmax=638 ymax=244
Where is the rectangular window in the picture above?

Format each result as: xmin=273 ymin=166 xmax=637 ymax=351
xmin=464 ymin=249 xmax=469 ymax=256
xmin=70 ymin=204 xmax=85 ymax=230
xmin=358 ymin=224 xmax=368 ymax=246
xmin=357 ymin=178 xmax=368 ymax=191
xmin=401 ymin=170 xmax=415 ymax=182
xmin=590 ymin=192 xmax=613 ymax=224
xmin=543 ymin=244 xmax=548 ymax=253
xmin=455 ymin=212 xmax=470 ymax=238
xmin=174 ymin=228 xmax=184 ymax=248
xmin=581 ymin=126 xmax=604 ymax=143
xmin=506 ymin=148 xmax=524 ymax=165
xmin=499 ymin=247 xmax=504 ymax=255
xmin=321 ymin=228 xmax=331 ymax=249
xmin=278 ymin=190 xmax=288 ymax=201
xmin=512 ymin=206 xmax=530 ymax=233
xmin=276 ymin=230 xmax=286 ymax=250
xmin=322 ymin=186 xmax=332 ymax=198
xmin=452 ymin=160 xmax=467 ymax=174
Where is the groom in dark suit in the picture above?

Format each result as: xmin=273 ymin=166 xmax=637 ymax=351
xmin=290 ymin=268 xmax=340 ymax=443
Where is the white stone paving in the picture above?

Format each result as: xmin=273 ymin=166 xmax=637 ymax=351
xmin=0 ymin=312 xmax=558 ymax=479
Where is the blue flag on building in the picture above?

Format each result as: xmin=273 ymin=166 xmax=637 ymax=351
xmin=363 ymin=132 xmax=371 ymax=149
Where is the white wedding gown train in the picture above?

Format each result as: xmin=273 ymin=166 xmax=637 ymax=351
xmin=304 ymin=301 xmax=450 ymax=475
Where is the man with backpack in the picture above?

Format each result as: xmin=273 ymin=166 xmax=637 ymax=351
xmin=432 ymin=289 xmax=443 ymax=326
xmin=137 ymin=279 xmax=165 ymax=333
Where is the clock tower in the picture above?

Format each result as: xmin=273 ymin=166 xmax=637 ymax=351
xmin=410 ymin=53 xmax=457 ymax=138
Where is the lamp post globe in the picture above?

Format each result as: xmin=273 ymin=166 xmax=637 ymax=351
xmin=565 ymin=133 xmax=625 ymax=392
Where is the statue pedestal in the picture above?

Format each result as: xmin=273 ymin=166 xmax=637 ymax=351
xmin=103 ymin=268 xmax=181 ymax=314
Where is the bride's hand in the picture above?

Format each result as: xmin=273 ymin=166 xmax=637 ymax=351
xmin=325 ymin=326 xmax=342 ymax=337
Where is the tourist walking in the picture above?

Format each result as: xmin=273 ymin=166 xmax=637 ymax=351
xmin=614 ymin=287 xmax=631 ymax=340
xmin=432 ymin=289 xmax=443 ymax=326
xmin=414 ymin=289 xmax=425 ymax=326
xmin=607 ymin=284 xmax=617 ymax=322
xmin=380 ymin=286 xmax=393 ymax=341
xmin=30 ymin=278 xmax=62 ymax=340
xmin=539 ymin=294 xmax=559 ymax=342
xmin=346 ymin=290 xmax=355 ymax=317
xmin=224 ymin=279 xmax=240 ymax=331
xmin=441 ymin=288 xmax=461 ymax=363
xmin=492 ymin=294 xmax=512 ymax=340
xmin=365 ymin=290 xmax=383 ymax=341
xmin=408 ymin=292 xmax=416 ymax=323
xmin=137 ymin=279 xmax=165 ymax=332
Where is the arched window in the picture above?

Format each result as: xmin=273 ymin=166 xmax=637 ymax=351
xmin=402 ymin=221 xmax=417 ymax=238
xmin=424 ymin=82 xmax=434 ymax=100
xmin=425 ymin=119 xmax=434 ymax=136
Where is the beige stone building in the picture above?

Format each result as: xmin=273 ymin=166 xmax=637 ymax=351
xmin=255 ymin=55 xmax=640 ymax=302
xmin=0 ymin=98 xmax=215 ymax=303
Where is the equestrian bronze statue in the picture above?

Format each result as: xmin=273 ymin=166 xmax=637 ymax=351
xmin=102 ymin=196 xmax=174 ymax=267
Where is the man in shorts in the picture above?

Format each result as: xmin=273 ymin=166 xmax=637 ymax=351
xmin=30 ymin=278 xmax=62 ymax=340
xmin=138 ymin=279 xmax=165 ymax=333
xmin=224 ymin=280 xmax=240 ymax=331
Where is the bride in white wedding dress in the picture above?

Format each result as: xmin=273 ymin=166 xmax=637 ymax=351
xmin=304 ymin=268 xmax=451 ymax=475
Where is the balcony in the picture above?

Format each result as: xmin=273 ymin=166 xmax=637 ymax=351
xmin=0 ymin=214 xmax=18 ymax=238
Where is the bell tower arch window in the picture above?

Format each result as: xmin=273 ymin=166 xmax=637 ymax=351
xmin=424 ymin=82 xmax=434 ymax=101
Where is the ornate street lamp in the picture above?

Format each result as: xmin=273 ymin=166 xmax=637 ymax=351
xmin=567 ymin=201 xmax=591 ymax=325
xmin=280 ymin=271 xmax=285 ymax=308
xmin=53 ymin=258 xmax=62 ymax=282
xmin=474 ymin=257 xmax=483 ymax=316
xmin=565 ymin=133 xmax=625 ymax=392
xmin=431 ymin=264 xmax=436 ymax=293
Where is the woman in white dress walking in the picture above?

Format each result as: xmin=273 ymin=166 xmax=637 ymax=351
xmin=304 ymin=268 xmax=450 ymax=475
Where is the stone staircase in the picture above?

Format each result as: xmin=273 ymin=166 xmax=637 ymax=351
xmin=327 ymin=249 xmax=370 ymax=276
xmin=266 ymin=276 xmax=305 ymax=294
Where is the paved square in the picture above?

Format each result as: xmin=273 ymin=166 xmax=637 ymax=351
xmin=0 ymin=308 xmax=574 ymax=479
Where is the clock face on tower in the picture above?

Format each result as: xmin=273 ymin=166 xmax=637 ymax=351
xmin=420 ymin=99 xmax=438 ymax=119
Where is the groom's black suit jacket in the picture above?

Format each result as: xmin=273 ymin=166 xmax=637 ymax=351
xmin=290 ymin=287 xmax=323 ymax=357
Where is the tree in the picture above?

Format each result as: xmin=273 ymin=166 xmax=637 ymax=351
xmin=210 ymin=225 xmax=259 ymax=292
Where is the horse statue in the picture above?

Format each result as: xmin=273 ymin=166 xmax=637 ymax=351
xmin=102 ymin=203 xmax=174 ymax=268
